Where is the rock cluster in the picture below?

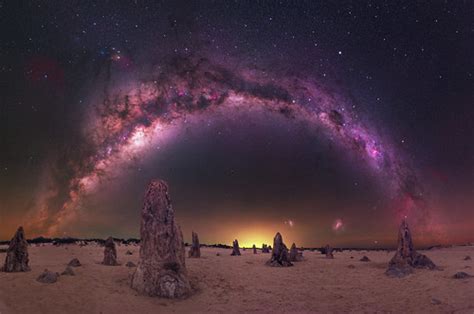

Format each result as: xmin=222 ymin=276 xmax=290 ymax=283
xmin=102 ymin=237 xmax=118 ymax=266
xmin=231 ymin=239 xmax=241 ymax=256
xmin=2 ymin=226 xmax=30 ymax=272
xmin=289 ymin=243 xmax=303 ymax=262
xmin=262 ymin=244 xmax=270 ymax=253
xmin=266 ymin=233 xmax=293 ymax=267
xmin=188 ymin=231 xmax=201 ymax=258
xmin=386 ymin=219 xmax=436 ymax=278
xmin=131 ymin=180 xmax=191 ymax=298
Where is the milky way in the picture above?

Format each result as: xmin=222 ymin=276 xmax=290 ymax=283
xmin=27 ymin=53 xmax=428 ymax=236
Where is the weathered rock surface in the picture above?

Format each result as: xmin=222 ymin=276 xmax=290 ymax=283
xmin=188 ymin=231 xmax=201 ymax=258
xmin=325 ymin=245 xmax=334 ymax=259
xmin=37 ymin=269 xmax=59 ymax=283
xmin=131 ymin=180 xmax=191 ymax=299
xmin=61 ymin=266 xmax=75 ymax=276
xmin=360 ymin=256 xmax=371 ymax=262
xmin=289 ymin=243 xmax=303 ymax=262
xmin=231 ymin=239 xmax=241 ymax=256
xmin=68 ymin=258 xmax=81 ymax=267
xmin=252 ymin=244 xmax=257 ymax=254
xmin=266 ymin=233 xmax=293 ymax=267
xmin=102 ymin=237 xmax=118 ymax=266
xmin=386 ymin=219 xmax=436 ymax=278
xmin=2 ymin=226 xmax=30 ymax=272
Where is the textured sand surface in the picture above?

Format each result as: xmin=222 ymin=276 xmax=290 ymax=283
xmin=0 ymin=245 xmax=473 ymax=313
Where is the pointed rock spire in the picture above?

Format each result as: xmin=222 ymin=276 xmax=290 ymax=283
xmin=131 ymin=180 xmax=191 ymax=298
xmin=2 ymin=226 xmax=30 ymax=272
xmin=188 ymin=231 xmax=201 ymax=258
xmin=266 ymin=232 xmax=293 ymax=267
xmin=386 ymin=219 xmax=436 ymax=277
xmin=231 ymin=239 xmax=241 ymax=256
xmin=102 ymin=237 xmax=118 ymax=266
xmin=325 ymin=245 xmax=334 ymax=259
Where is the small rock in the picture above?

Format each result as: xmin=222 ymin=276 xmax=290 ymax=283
xmin=125 ymin=261 xmax=137 ymax=267
xmin=125 ymin=250 xmax=133 ymax=255
xmin=61 ymin=266 xmax=75 ymax=276
xmin=453 ymin=272 xmax=472 ymax=279
xmin=360 ymin=256 xmax=371 ymax=262
xmin=37 ymin=269 xmax=59 ymax=283
xmin=347 ymin=264 xmax=356 ymax=269
xmin=431 ymin=298 xmax=442 ymax=305
xmin=464 ymin=256 xmax=471 ymax=261
xmin=216 ymin=253 xmax=220 ymax=256
xmin=68 ymin=258 xmax=81 ymax=267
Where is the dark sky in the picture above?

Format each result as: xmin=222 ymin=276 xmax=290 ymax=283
xmin=0 ymin=1 xmax=473 ymax=247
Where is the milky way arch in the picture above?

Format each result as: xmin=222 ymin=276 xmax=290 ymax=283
xmin=28 ymin=55 xmax=427 ymax=236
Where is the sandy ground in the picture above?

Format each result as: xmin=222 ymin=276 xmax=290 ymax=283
xmin=0 ymin=245 xmax=473 ymax=313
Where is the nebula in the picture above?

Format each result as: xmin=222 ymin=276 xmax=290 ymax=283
xmin=27 ymin=54 xmax=429 ymax=236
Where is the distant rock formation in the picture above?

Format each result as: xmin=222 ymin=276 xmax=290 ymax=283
xmin=266 ymin=233 xmax=293 ymax=267
xmin=131 ymin=180 xmax=191 ymax=298
xmin=102 ymin=237 xmax=118 ymax=266
xmin=262 ymin=244 xmax=270 ymax=253
xmin=188 ymin=231 xmax=201 ymax=258
xmin=2 ymin=226 xmax=30 ymax=272
xmin=325 ymin=245 xmax=334 ymax=259
xmin=68 ymin=258 xmax=81 ymax=267
xmin=37 ymin=269 xmax=59 ymax=283
xmin=360 ymin=256 xmax=371 ymax=262
xmin=386 ymin=219 xmax=436 ymax=278
xmin=61 ymin=266 xmax=75 ymax=276
xmin=252 ymin=244 xmax=257 ymax=254
xmin=231 ymin=239 xmax=241 ymax=256
xmin=289 ymin=243 xmax=303 ymax=262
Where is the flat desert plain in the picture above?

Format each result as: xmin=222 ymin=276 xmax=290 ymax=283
xmin=0 ymin=245 xmax=473 ymax=313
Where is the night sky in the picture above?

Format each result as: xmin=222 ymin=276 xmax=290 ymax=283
xmin=1 ymin=1 xmax=473 ymax=247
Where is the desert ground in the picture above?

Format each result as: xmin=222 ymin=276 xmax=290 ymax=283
xmin=0 ymin=244 xmax=473 ymax=313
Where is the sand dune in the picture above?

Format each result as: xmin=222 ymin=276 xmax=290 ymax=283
xmin=0 ymin=245 xmax=473 ymax=313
